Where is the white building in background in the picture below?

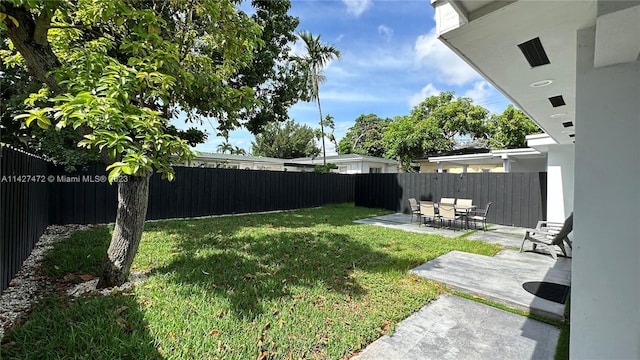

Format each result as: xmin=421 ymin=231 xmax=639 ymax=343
xmin=181 ymin=152 xmax=288 ymax=171
xmin=290 ymin=154 xmax=399 ymax=174
xmin=416 ymin=147 xmax=546 ymax=173
xmin=179 ymin=153 xmax=399 ymax=174
xmin=430 ymin=0 xmax=639 ymax=357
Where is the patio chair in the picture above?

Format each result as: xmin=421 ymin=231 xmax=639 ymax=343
xmin=408 ymin=198 xmax=421 ymax=222
xmin=468 ymin=202 xmax=492 ymax=231
xmin=440 ymin=197 xmax=456 ymax=204
xmin=419 ymin=202 xmax=439 ymax=226
xmin=456 ymin=198 xmax=473 ymax=206
xmin=438 ymin=203 xmax=461 ymax=229
xmin=520 ymin=212 xmax=573 ymax=260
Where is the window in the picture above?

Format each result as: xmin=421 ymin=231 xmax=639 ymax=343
xmin=338 ymin=166 xmax=348 ymax=173
xmin=369 ymin=167 xmax=381 ymax=174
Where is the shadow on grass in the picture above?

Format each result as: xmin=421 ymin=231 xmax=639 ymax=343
xmin=153 ymin=229 xmax=398 ymax=318
xmin=143 ymin=203 xmax=391 ymax=234
xmin=1 ymin=291 xmax=162 ymax=359
xmin=2 ymin=205 xmax=408 ymax=358
xmin=2 ymin=226 xmax=163 ymax=359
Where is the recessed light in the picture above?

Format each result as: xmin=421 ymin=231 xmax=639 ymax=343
xmin=562 ymin=121 xmax=574 ymax=128
xmin=550 ymin=112 xmax=568 ymax=118
xmin=530 ymin=79 xmax=553 ymax=88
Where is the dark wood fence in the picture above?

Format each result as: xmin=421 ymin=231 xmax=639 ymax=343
xmin=2 ymin=144 xmax=546 ymax=293
xmin=48 ymin=164 xmax=355 ymax=224
xmin=2 ymin=147 xmax=354 ymax=292
xmin=355 ymin=172 xmax=547 ymax=228
xmin=1 ymin=146 xmax=49 ymax=292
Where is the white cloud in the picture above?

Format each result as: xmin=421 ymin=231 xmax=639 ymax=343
xmin=414 ymin=28 xmax=480 ymax=86
xmin=350 ymin=48 xmax=412 ymax=70
xmin=409 ymin=83 xmax=442 ymax=107
xmin=288 ymin=39 xmax=306 ymax=58
xmin=342 ymin=0 xmax=372 ymax=17
xmin=463 ymin=80 xmax=507 ymax=114
xmin=378 ymin=25 xmax=393 ymax=42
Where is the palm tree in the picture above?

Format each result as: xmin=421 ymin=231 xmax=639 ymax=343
xmin=217 ymin=142 xmax=233 ymax=154
xmin=231 ymin=146 xmax=246 ymax=155
xmin=296 ymin=31 xmax=340 ymax=166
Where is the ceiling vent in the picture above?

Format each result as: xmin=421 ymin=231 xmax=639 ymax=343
xmin=562 ymin=121 xmax=574 ymax=128
xmin=517 ymin=37 xmax=550 ymax=67
xmin=549 ymin=95 xmax=566 ymax=107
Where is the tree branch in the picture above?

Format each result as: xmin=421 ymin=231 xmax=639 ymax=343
xmin=2 ymin=2 xmax=63 ymax=93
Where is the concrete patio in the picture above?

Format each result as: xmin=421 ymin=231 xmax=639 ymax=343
xmin=352 ymin=213 xmax=571 ymax=359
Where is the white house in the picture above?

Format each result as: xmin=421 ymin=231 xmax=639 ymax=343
xmin=430 ymin=0 xmax=639 ymax=357
xmin=181 ymin=152 xmax=287 ymax=171
xmin=180 ymin=153 xmax=399 ymax=174
xmin=289 ymin=154 xmax=399 ymax=174
xmin=416 ymin=147 xmax=547 ymax=173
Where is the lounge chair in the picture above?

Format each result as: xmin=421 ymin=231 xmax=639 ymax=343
xmin=440 ymin=197 xmax=456 ymax=204
xmin=468 ymin=202 xmax=492 ymax=231
xmin=520 ymin=212 xmax=573 ymax=259
xmin=408 ymin=198 xmax=421 ymax=222
xmin=419 ymin=202 xmax=439 ymax=226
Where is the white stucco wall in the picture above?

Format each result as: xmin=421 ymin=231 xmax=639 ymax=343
xmin=545 ymin=145 xmax=574 ymax=222
xmin=509 ymin=157 xmax=547 ymax=173
xmin=571 ymin=27 xmax=640 ymax=358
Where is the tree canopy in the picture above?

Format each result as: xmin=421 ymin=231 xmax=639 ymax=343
xmin=487 ymin=105 xmax=541 ymax=149
xmin=337 ymin=113 xmax=390 ymax=157
xmin=382 ymin=92 xmax=489 ymax=171
xmin=252 ymin=120 xmax=320 ymax=159
xmin=228 ymin=0 xmax=306 ymax=135
xmin=409 ymin=91 xmax=489 ymax=146
xmin=382 ymin=115 xmax=448 ymax=171
xmin=0 ymin=0 xmax=302 ymax=287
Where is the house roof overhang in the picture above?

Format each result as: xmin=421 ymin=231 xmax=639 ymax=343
xmin=425 ymin=147 xmax=543 ymax=166
xmin=430 ymin=0 xmax=640 ymax=145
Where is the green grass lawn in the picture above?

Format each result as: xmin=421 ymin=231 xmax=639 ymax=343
xmin=1 ymin=204 xmax=501 ymax=359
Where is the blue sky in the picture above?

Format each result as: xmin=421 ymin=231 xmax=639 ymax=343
xmin=174 ymin=0 xmax=512 ymax=154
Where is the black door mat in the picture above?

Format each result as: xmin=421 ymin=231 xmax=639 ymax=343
xmin=522 ymin=281 xmax=570 ymax=304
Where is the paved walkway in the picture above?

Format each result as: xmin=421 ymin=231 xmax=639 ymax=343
xmin=352 ymin=213 xmax=571 ymax=359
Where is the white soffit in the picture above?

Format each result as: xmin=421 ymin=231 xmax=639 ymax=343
xmin=433 ymin=1 xmax=597 ymax=144
xmin=594 ymin=5 xmax=640 ymax=68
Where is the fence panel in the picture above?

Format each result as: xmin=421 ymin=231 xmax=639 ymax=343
xmin=355 ymin=172 xmax=546 ymax=228
xmin=47 ymin=166 xmax=355 ymax=225
xmin=1 ymin=147 xmax=50 ymax=292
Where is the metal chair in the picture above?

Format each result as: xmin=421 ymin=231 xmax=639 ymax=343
xmin=468 ymin=202 xmax=492 ymax=231
xmin=408 ymin=198 xmax=421 ymax=222
xmin=438 ymin=203 xmax=461 ymax=229
xmin=456 ymin=198 xmax=473 ymax=206
xmin=419 ymin=202 xmax=439 ymax=226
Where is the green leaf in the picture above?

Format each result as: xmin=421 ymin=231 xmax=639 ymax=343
xmin=107 ymin=167 xmax=123 ymax=184
xmin=36 ymin=116 xmax=51 ymax=129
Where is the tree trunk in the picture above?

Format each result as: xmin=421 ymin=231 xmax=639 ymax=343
xmin=3 ymin=3 xmax=150 ymax=288
xmin=97 ymin=174 xmax=151 ymax=288
xmin=316 ymin=97 xmax=326 ymax=167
